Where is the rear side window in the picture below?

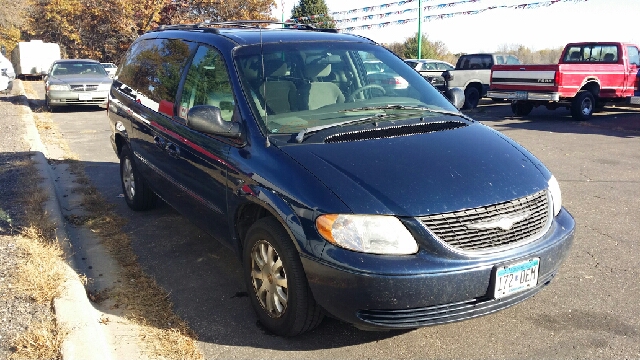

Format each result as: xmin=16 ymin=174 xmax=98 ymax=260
xmin=563 ymin=44 xmax=619 ymax=63
xmin=456 ymin=55 xmax=492 ymax=69
xmin=117 ymin=38 xmax=196 ymax=115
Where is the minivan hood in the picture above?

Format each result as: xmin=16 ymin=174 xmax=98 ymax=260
xmin=279 ymin=122 xmax=548 ymax=216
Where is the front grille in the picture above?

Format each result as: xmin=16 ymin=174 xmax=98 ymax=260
xmin=419 ymin=190 xmax=550 ymax=252
xmin=357 ymin=271 xmax=555 ymax=328
xmin=70 ymin=85 xmax=99 ymax=92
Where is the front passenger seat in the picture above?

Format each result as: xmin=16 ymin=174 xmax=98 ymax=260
xmin=260 ymin=59 xmax=297 ymax=114
xmin=300 ymin=61 xmax=345 ymax=110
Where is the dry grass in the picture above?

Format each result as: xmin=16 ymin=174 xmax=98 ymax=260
xmin=22 ymin=81 xmax=202 ymax=359
xmin=6 ymin=158 xmax=66 ymax=360
xmin=12 ymin=230 xmax=67 ymax=304
xmin=68 ymin=160 xmax=202 ymax=359
xmin=9 ymin=319 xmax=65 ymax=360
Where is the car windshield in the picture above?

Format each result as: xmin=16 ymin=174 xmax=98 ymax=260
xmin=234 ymin=41 xmax=456 ymax=135
xmin=102 ymin=63 xmax=116 ymax=69
xmin=51 ymin=62 xmax=108 ymax=76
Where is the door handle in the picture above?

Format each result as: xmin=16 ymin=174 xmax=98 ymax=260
xmin=154 ymin=136 xmax=165 ymax=149
xmin=166 ymin=143 xmax=180 ymax=158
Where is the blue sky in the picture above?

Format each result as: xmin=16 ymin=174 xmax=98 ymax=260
xmin=274 ymin=0 xmax=640 ymax=53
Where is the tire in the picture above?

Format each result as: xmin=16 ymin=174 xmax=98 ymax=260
xmin=571 ymin=90 xmax=595 ymax=121
xmin=243 ymin=217 xmax=323 ymax=336
xmin=463 ymin=87 xmax=480 ymax=109
xmin=119 ymin=144 xmax=157 ymax=210
xmin=45 ymin=95 xmax=53 ymax=112
xmin=511 ymin=101 xmax=534 ymax=116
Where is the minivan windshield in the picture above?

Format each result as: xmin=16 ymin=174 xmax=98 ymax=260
xmin=234 ymin=41 xmax=456 ymax=134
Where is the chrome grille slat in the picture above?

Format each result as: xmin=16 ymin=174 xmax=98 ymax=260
xmin=420 ymin=190 xmax=550 ymax=252
xmin=70 ymin=84 xmax=99 ymax=92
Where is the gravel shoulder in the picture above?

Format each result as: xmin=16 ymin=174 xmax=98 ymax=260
xmin=0 ymin=94 xmax=54 ymax=359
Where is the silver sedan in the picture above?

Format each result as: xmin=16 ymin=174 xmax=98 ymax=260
xmin=45 ymin=59 xmax=112 ymax=110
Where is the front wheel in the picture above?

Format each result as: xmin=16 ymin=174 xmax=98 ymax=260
xmin=571 ymin=90 xmax=595 ymax=121
xmin=120 ymin=144 xmax=157 ymax=210
xmin=243 ymin=217 xmax=323 ymax=336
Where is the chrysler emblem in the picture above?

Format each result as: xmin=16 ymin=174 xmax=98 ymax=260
xmin=467 ymin=211 xmax=531 ymax=231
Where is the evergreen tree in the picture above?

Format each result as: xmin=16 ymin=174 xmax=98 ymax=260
xmin=291 ymin=0 xmax=335 ymax=29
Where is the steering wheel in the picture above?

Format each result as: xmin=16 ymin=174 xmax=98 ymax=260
xmin=348 ymin=84 xmax=386 ymax=100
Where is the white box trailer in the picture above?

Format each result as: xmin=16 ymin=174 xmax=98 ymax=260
xmin=11 ymin=40 xmax=61 ymax=79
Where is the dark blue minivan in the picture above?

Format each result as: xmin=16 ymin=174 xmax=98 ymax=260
xmin=108 ymin=22 xmax=574 ymax=336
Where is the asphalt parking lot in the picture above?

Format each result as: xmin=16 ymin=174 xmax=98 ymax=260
xmin=24 ymin=82 xmax=640 ymax=359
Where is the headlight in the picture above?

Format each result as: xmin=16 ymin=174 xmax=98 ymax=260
xmin=548 ymin=175 xmax=562 ymax=216
xmin=316 ymin=214 xmax=418 ymax=255
xmin=97 ymin=83 xmax=112 ymax=91
xmin=48 ymin=84 xmax=69 ymax=91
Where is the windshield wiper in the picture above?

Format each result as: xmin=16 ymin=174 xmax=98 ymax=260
xmin=342 ymin=105 xmax=473 ymax=121
xmin=295 ymin=114 xmax=391 ymax=143
xmin=295 ymin=106 xmax=472 ymax=143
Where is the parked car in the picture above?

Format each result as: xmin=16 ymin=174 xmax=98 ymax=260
xmin=44 ymin=59 xmax=113 ymax=110
xmin=487 ymin=42 xmax=640 ymax=120
xmin=442 ymin=53 xmax=520 ymax=109
xmin=108 ymin=21 xmax=574 ymax=337
xmin=404 ymin=58 xmax=454 ymax=91
xmin=101 ymin=62 xmax=117 ymax=78
xmin=363 ymin=59 xmax=409 ymax=89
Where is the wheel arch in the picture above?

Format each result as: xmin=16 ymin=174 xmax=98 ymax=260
xmin=114 ymin=132 xmax=126 ymax=158
xmin=464 ymin=80 xmax=483 ymax=93
xmin=579 ymin=78 xmax=601 ymax=97
xmin=233 ymin=191 xmax=315 ymax=261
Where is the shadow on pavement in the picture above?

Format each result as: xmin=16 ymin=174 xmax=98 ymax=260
xmin=464 ymin=100 xmax=640 ymax=138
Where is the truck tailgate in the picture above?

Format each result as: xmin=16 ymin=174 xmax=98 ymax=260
xmin=490 ymin=64 xmax=559 ymax=91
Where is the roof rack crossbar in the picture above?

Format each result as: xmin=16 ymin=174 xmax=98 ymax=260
xmin=151 ymin=20 xmax=339 ymax=33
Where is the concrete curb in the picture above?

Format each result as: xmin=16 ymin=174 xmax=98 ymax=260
xmin=16 ymin=80 xmax=113 ymax=360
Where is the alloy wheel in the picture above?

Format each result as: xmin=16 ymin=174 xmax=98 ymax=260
xmin=250 ymin=239 xmax=288 ymax=318
xmin=122 ymin=157 xmax=136 ymax=200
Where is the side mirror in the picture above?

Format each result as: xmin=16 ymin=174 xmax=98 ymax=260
xmin=444 ymin=88 xmax=465 ymax=110
xmin=186 ymin=105 xmax=241 ymax=138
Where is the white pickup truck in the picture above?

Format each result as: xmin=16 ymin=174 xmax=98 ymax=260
xmin=442 ymin=53 xmax=520 ymax=109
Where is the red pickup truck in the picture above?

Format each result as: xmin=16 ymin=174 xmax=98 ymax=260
xmin=487 ymin=42 xmax=640 ymax=120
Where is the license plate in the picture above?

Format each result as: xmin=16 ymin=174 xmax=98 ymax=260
xmin=514 ymin=91 xmax=528 ymax=100
xmin=78 ymin=93 xmax=92 ymax=100
xmin=493 ymin=258 xmax=539 ymax=299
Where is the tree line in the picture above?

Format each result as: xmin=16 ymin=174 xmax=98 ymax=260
xmin=0 ymin=0 xmax=276 ymax=63
xmin=384 ymin=33 xmax=564 ymax=65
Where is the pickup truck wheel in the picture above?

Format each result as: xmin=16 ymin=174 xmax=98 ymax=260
xmin=120 ymin=144 xmax=157 ymax=210
xmin=463 ymin=87 xmax=480 ymax=109
xmin=511 ymin=101 xmax=533 ymax=116
xmin=243 ymin=217 xmax=323 ymax=336
xmin=571 ymin=90 xmax=595 ymax=121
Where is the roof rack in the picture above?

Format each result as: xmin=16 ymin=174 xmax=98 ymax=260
xmin=150 ymin=20 xmax=339 ymax=33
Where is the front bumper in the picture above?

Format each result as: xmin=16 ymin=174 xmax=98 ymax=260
xmin=487 ymin=90 xmax=560 ymax=102
xmin=48 ymin=90 xmax=109 ymax=107
xmin=302 ymin=209 xmax=575 ymax=330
